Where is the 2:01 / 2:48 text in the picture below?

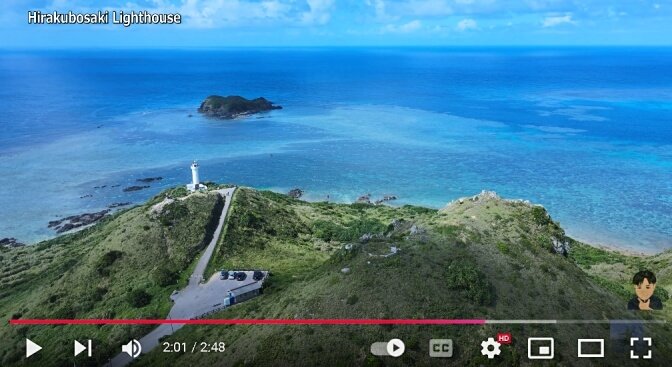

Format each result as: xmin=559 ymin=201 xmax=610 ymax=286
xmin=162 ymin=341 xmax=227 ymax=353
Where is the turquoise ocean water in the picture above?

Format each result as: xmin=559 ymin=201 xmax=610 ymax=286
xmin=0 ymin=48 xmax=670 ymax=252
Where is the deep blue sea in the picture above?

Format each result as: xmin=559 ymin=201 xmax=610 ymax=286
xmin=0 ymin=48 xmax=670 ymax=252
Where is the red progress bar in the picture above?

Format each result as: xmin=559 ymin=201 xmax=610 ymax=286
xmin=10 ymin=319 xmax=486 ymax=326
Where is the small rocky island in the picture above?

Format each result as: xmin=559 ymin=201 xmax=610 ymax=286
xmin=198 ymin=95 xmax=282 ymax=119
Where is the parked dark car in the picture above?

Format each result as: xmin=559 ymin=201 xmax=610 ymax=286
xmin=253 ymin=271 xmax=264 ymax=281
xmin=235 ymin=272 xmax=247 ymax=281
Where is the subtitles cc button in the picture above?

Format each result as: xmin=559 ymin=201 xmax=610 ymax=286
xmin=429 ymin=339 xmax=453 ymax=358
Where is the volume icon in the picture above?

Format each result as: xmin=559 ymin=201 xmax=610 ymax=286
xmin=121 ymin=339 xmax=142 ymax=359
xmin=74 ymin=339 xmax=92 ymax=357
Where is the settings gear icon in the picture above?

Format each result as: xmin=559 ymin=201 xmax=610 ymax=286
xmin=480 ymin=337 xmax=502 ymax=359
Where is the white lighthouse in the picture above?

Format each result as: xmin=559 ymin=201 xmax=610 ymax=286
xmin=186 ymin=160 xmax=207 ymax=192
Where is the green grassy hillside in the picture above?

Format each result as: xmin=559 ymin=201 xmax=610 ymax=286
xmin=139 ymin=189 xmax=670 ymax=367
xmin=1 ymin=187 xmax=670 ymax=366
xmin=0 ymin=191 xmax=225 ymax=366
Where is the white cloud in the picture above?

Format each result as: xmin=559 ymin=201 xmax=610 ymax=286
xmin=366 ymin=0 xmax=392 ymax=20
xmin=301 ymin=0 xmax=335 ymax=25
xmin=542 ymin=14 xmax=575 ymax=27
xmin=456 ymin=18 xmax=478 ymax=31
xmin=111 ymin=0 xmax=334 ymax=28
xmin=406 ymin=0 xmax=453 ymax=16
xmin=400 ymin=19 xmax=422 ymax=32
xmin=383 ymin=19 xmax=422 ymax=33
xmin=367 ymin=0 xmax=452 ymax=19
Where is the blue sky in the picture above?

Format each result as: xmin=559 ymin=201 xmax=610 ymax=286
xmin=1 ymin=0 xmax=671 ymax=48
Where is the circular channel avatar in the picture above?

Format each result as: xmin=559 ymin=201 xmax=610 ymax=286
xmin=627 ymin=270 xmax=663 ymax=311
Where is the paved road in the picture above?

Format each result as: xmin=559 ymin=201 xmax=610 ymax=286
xmin=189 ymin=187 xmax=235 ymax=287
xmin=107 ymin=187 xmax=235 ymax=367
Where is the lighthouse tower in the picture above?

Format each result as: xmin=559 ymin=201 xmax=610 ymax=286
xmin=186 ymin=160 xmax=207 ymax=192
xmin=191 ymin=161 xmax=200 ymax=187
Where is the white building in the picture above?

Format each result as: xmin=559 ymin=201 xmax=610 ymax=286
xmin=186 ymin=160 xmax=207 ymax=192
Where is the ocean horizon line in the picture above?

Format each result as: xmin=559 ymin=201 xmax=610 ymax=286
xmin=4 ymin=45 xmax=672 ymax=52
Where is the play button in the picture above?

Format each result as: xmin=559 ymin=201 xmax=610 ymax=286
xmin=26 ymin=339 xmax=42 ymax=358
xmin=386 ymin=338 xmax=405 ymax=358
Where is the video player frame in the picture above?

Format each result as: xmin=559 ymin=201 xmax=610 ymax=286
xmin=1 ymin=1 xmax=670 ymax=366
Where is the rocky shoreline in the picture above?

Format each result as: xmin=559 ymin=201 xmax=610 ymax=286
xmin=44 ymin=202 xmax=132 ymax=236
xmin=48 ymin=210 xmax=111 ymax=234
xmin=0 ymin=238 xmax=25 ymax=248
xmin=288 ymin=188 xmax=304 ymax=199
xmin=123 ymin=185 xmax=150 ymax=192
xmin=41 ymin=176 xmax=162 ymax=236
xmin=137 ymin=176 xmax=163 ymax=183
xmin=108 ymin=202 xmax=133 ymax=209
xmin=356 ymin=193 xmax=398 ymax=205
xmin=5 ymin=186 xmax=654 ymax=257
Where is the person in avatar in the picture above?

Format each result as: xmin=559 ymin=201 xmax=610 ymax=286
xmin=627 ymin=270 xmax=663 ymax=311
